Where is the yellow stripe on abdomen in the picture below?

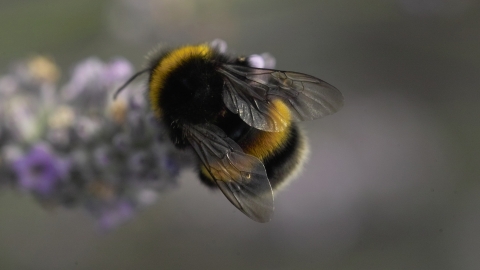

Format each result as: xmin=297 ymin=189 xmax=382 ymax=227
xmin=241 ymin=99 xmax=292 ymax=161
xmin=200 ymin=99 xmax=292 ymax=182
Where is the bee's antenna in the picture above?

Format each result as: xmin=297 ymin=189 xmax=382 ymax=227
xmin=113 ymin=68 xmax=150 ymax=100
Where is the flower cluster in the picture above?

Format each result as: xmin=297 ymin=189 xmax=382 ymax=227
xmin=0 ymin=55 xmax=191 ymax=230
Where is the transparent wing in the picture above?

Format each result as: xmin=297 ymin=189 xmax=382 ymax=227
xmin=184 ymin=123 xmax=274 ymax=222
xmin=219 ymin=64 xmax=344 ymax=132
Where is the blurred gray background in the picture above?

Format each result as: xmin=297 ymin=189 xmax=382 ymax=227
xmin=1 ymin=0 xmax=479 ymax=269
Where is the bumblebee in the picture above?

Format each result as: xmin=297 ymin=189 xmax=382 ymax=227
xmin=115 ymin=42 xmax=343 ymax=222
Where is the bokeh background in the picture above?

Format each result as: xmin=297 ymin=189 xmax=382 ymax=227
xmin=1 ymin=0 xmax=479 ymax=269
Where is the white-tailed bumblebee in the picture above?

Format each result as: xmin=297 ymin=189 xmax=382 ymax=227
xmin=115 ymin=41 xmax=343 ymax=222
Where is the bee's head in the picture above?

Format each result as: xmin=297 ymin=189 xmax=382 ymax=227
xmin=148 ymin=47 xmax=225 ymax=126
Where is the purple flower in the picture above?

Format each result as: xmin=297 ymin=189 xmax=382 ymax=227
xmin=97 ymin=200 xmax=135 ymax=231
xmin=62 ymin=58 xmax=134 ymax=101
xmin=210 ymin=39 xmax=228 ymax=53
xmin=103 ymin=58 xmax=134 ymax=86
xmin=13 ymin=145 xmax=70 ymax=195
xmin=248 ymin=53 xmax=276 ymax=69
xmin=0 ymin=75 xmax=20 ymax=97
xmin=62 ymin=57 xmax=106 ymax=101
xmin=163 ymin=155 xmax=180 ymax=176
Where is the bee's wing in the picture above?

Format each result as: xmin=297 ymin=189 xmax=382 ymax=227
xmin=185 ymin=123 xmax=274 ymax=222
xmin=218 ymin=64 xmax=344 ymax=132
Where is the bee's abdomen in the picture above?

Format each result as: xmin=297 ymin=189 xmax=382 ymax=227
xmin=199 ymin=104 xmax=307 ymax=191
xmin=235 ymin=123 xmax=306 ymax=191
xmin=261 ymin=124 xmax=307 ymax=190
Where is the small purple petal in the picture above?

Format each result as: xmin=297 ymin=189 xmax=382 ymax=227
xmin=13 ymin=144 xmax=70 ymax=195
xmin=75 ymin=117 xmax=101 ymax=141
xmin=93 ymin=146 xmax=111 ymax=167
xmin=98 ymin=200 xmax=135 ymax=230
xmin=136 ymin=189 xmax=158 ymax=206
xmin=248 ymin=54 xmax=265 ymax=68
xmin=210 ymin=39 xmax=228 ymax=53
xmin=163 ymin=156 xmax=180 ymax=176
xmin=248 ymin=53 xmax=276 ymax=69
xmin=260 ymin=53 xmax=276 ymax=69
xmin=62 ymin=58 xmax=105 ymax=101
xmin=103 ymin=58 xmax=134 ymax=86
xmin=0 ymin=75 xmax=20 ymax=97
xmin=128 ymin=93 xmax=146 ymax=111
xmin=112 ymin=134 xmax=130 ymax=151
